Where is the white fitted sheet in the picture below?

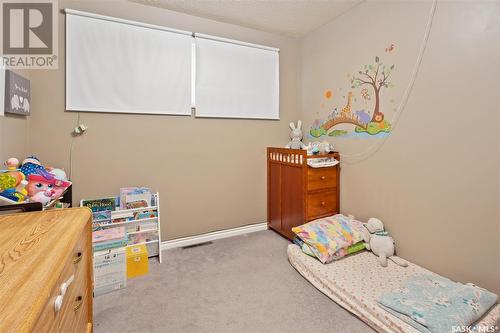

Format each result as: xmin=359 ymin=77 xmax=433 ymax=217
xmin=287 ymin=244 xmax=499 ymax=333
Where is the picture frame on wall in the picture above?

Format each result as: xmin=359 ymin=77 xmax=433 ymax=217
xmin=4 ymin=70 xmax=30 ymax=116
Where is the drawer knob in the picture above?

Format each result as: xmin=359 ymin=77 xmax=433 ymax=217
xmin=320 ymin=176 xmax=326 ymax=180
xmin=73 ymin=252 xmax=82 ymax=264
xmin=321 ymin=201 xmax=326 ymax=206
xmin=74 ymin=296 xmax=83 ymax=311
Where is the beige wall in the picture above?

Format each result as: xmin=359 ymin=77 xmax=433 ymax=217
xmin=300 ymin=1 xmax=500 ymax=294
xmin=0 ymin=70 xmax=30 ymax=162
xmin=0 ymin=115 xmax=28 ymax=162
xmin=27 ymin=0 xmax=300 ymax=240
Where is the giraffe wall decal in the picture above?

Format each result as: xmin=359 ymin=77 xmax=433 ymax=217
xmin=341 ymin=92 xmax=353 ymax=117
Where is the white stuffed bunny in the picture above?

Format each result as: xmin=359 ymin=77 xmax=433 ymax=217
xmin=286 ymin=120 xmax=307 ymax=149
xmin=362 ymin=218 xmax=408 ymax=267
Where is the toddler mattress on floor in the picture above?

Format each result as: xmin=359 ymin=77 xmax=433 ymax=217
xmin=287 ymin=244 xmax=499 ymax=333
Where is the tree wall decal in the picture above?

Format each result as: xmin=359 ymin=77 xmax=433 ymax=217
xmin=309 ymin=53 xmax=395 ymax=138
xmin=351 ymin=56 xmax=395 ymax=123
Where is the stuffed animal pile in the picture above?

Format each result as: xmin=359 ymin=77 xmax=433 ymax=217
xmin=0 ymin=156 xmax=71 ymax=206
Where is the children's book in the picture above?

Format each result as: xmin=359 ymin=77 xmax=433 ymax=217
xmin=134 ymin=210 xmax=157 ymax=220
xmin=127 ymin=231 xmax=157 ymax=246
xmin=82 ymin=197 xmax=117 ymax=212
xmin=119 ymin=187 xmax=152 ymax=210
xmin=92 ymin=227 xmax=127 ymax=251
xmin=111 ymin=210 xmax=135 ymax=222
xmin=93 ymin=239 xmax=127 ymax=252
xmin=92 ymin=226 xmax=126 ymax=243
xmin=93 ymin=210 xmax=112 ymax=223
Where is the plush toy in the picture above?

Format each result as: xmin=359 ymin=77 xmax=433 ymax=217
xmin=46 ymin=167 xmax=68 ymax=181
xmin=26 ymin=169 xmax=71 ymax=204
xmin=0 ymin=180 xmax=28 ymax=202
xmin=20 ymin=156 xmax=45 ymax=177
xmin=29 ymin=189 xmax=54 ymax=205
xmin=361 ymin=218 xmax=408 ymax=267
xmin=0 ymin=156 xmax=71 ymax=204
xmin=4 ymin=158 xmax=20 ymax=171
xmin=285 ymin=120 xmax=307 ymax=150
xmin=319 ymin=141 xmax=331 ymax=154
xmin=306 ymin=141 xmax=321 ymax=155
xmin=0 ymin=158 xmax=28 ymax=202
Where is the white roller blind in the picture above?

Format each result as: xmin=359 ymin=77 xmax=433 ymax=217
xmin=195 ymin=36 xmax=279 ymax=119
xmin=66 ymin=10 xmax=193 ymax=115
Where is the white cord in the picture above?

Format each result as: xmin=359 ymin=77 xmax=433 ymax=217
xmin=340 ymin=0 xmax=437 ymax=164
xmin=68 ymin=112 xmax=81 ymax=180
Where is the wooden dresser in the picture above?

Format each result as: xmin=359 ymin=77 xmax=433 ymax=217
xmin=267 ymin=147 xmax=340 ymax=239
xmin=0 ymin=208 xmax=93 ymax=333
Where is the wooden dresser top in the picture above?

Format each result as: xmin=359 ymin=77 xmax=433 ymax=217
xmin=0 ymin=208 xmax=91 ymax=333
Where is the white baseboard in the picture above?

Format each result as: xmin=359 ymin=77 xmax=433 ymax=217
xmin=160 ymin=222 xmax=268 ymax=251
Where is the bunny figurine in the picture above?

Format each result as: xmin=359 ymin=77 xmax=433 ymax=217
xmin=286 ymin=120 xmax=307 ymax=150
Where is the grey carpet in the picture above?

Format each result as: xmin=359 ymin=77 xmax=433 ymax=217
xmin=94 ymin=230 xmax=374 ymax=333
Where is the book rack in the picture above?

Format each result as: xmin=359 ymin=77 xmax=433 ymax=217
xmin=83 ymin=192 xmax=162 ymax=263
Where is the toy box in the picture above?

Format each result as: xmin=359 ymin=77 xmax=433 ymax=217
xmin=126 ymin=244 xmax=149 ymax=279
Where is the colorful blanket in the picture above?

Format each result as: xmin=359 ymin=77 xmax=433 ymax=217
xmin=379 ymin=274 xmax=498 ymax=333
xmin=291 ymin=214 xmax=365 ymax=263
xmin=293 ymin=236 xmax=365 ymax=261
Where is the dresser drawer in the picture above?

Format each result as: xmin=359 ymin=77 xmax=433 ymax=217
xmin=33 ymin=229 xmax=90 ymax=333
xmin=0 ymin=208 xmax=93 ymax=333
xmin=307 ymin=167 xmax=337 ymax=192
xmin=59 ymin=275 xmax=89 ymax=333
xmin=59 ymin=231 xmax=90 ymax=333
xmin=71 ymin=231 xmax=88 ymax=277
xmin=32 ymin=259 xmax=75 ymax=333
xmin=307 ymin=190 xmax=337 ymax=220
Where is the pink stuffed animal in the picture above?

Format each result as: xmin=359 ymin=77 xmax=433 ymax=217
xmin=26 ymin=169 xmax=71 ymax=204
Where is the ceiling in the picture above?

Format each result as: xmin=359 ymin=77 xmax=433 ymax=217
xmin=131 ymin=0 xmax=363 ymax=37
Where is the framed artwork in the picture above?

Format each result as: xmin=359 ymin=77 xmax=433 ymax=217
xmin=4 ymin=70 xmax=30 ymax=116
